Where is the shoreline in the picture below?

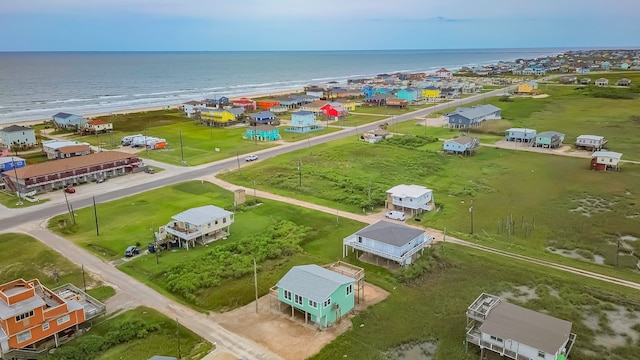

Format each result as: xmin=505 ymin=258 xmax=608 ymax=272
xmin=4 ymin=89 xmax=304 ymax=128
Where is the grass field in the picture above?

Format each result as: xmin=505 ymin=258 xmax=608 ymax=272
xmin=0 ymin=191 xmax=49 ymax=208
xmin=44 ymin=307 xmax=211 ymax=360
xmin=312 ymin=243 xmax=640 ymax=360
xmin=48 ymin=181 xmax=365 ymax=310
xmin=0 ymin=233 xmax=111 ymax=299
xmin=351 ymin=103 xmax=435 ymax=116
xmin=65 ymin=110 xmax=277 ymax=165
xmin=219 ymin=138 xmax=640 ymax=278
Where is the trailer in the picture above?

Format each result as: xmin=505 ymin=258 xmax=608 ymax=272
xmin=121 ymin=134 xmax=143 ymax=146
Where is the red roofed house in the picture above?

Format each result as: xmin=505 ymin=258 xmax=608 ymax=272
xmin=83 ymin=120 xmax=113 ymax=134
xmin=0 ymin=279 xmax=105 ymax=357
xmin=232 ymin=98 xmax=257 ymax=111
xmin=435 ymin=68 xmax=453 ymax=79
xmin=321 ymin=103 xmax=347 ymax=120
xmin=256 ymin=99 xmax=280 ymax=111
xmin=1 ymin=151 xmax=143 ymax=193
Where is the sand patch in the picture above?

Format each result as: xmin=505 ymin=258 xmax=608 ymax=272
xmin=499 ymin=285 xmax=538 ymax=302
xmin=532 ymin=94 xmax=550 ymax=98
xmin=216 ymin=282 xmax=389 ymax=360
xmin=383 ymin=340 xmax=438 ymax=360
xmin=546 ymin=247 xmax=604 ymax=264
xmin=569 ymin=195 xmax=618 ymax=217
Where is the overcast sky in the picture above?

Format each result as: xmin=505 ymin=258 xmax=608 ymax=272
xmin=0 ymin=0 xmax=638 ymax=51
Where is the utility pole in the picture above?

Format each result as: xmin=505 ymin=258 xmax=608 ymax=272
xmin=254 ymin=122 xmax=257 ymax=145
xmin=176 ymin=318 xmax=182 ymax=359
xmin=144 ymin=130 xmax=148 ymax=154
xmin=92 ymin=196 xmax=99 ymax=236
xmin=254 ymin=259 xmax=259 ymax=314
xmin=298 ymin=159 xmax=302 ymax=188
xmin=11 ymin=157 xmax=22 ymax=205
xmin=236 ymin=151 xmax=241 ymax=173
xmin=179 ymin=130 xmax=185 ymax=164
xmin=63 ymin=191 xmax=73 ymax=224
xmin=81 ymin=264 xmax=86 ymax=291
xmin=469 ymin=200 xmax=474 ymax=235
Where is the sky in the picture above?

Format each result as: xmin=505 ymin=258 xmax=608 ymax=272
xmin=0 ymin=0 xmax=638 ymax=51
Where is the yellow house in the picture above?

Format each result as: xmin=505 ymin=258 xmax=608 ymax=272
xmin=335 ymin=99 xmax=356 ymax=111
xmin=517 ymin=81 xmax=538 ymax=95
xmin=201 ymin=109 xmax=235 ymax=123
xmin=421 ymin=87 xmax=440 ymax=99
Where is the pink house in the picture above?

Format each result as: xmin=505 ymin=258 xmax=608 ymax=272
xmin=435 ymin=68 xmax=453 ymax=79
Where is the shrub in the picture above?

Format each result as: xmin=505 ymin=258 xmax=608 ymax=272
xmin=381 ymin=135 xmax=438 ymax=149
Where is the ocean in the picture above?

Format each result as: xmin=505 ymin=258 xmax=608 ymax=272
xmin=0 ymin=48 xmax=564 ymax=124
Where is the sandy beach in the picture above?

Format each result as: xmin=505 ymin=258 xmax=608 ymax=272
xmin=4 ymin=88 xmax=304 ymax=128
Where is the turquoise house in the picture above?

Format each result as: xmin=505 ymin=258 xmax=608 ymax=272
xmin=600 ymin=61 xmax=611 ymax=70
xmin=285 ymin=111 xmax=322 ymax=133
xmin=534 ymin=131 xmax=565 ymax=148
xmin=276 ymin=264 xmax=355 ymax=327
xmin=397 ymin=88 xmax=418 ymax=102
xmin=244 ymin=124 xmax=281 ymax=141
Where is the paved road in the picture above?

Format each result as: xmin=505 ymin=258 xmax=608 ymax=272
xmin=10 ymin=222 xmax=284 ymax=360
xmin=0 ymin=86 xmax=514 ymax=231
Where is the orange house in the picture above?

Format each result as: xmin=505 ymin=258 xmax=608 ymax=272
xmin=256 ymin=99 xmax=280 ymax=111
xmin=0 ymin=279 xmax=104 ymax=356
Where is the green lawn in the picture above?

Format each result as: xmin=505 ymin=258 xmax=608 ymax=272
xmin=312 ymin=243 xmax=640 ymax=360
xmin=337 ymin=114 xmax=390 ymax=127
xmin=49 ymin=181 xmax=365 ymax=310
xmin=136 ymin=122 xmax=277 ymax=166
xmin=0 ymin=191 xmax=49 ymax=208
xmin=0 ymin=233 xmax=111 ymax=296
xmin=219 ymin=139 xmax=640 ymax=280
xmin=279 ymin=126 xmax=341 ymax=142
xmin=44 ymin=307 xmax=211 ymax=360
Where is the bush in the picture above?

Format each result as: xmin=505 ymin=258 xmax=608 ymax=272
xmin=382 ymin=135 xmax=438 ymax=149
xmin=584 ymin=86 xmax=635 ymax=99
xmin=498 ymin=95 xmax=513 ymax=102
xmin=162 ymin=220 xmax=308 ymax=301
xmin=44 ymin=320 xmax=160 ymax=360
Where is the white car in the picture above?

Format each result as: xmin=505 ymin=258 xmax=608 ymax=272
xmin=385 ymin=211 xmax=406 ymax=221
xmin=244 ymin=155 xmax=259 ymax=161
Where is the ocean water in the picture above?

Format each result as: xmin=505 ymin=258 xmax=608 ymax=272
xmin=0 ymin=49 xmax=563 ymax=124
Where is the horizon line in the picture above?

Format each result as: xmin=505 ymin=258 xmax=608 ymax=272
xmin=1 ymin=46 xmax=639 ymax=53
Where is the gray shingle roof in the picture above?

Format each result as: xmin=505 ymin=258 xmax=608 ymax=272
xmin=277 ymin=265 xmax=354 ymax=303
xmin=355 ymin=221 xmax=424 ymax=247
xmin=52 ymin=112 xmax=75 ymax=119
xmin=250 ymin=111 xmax=276 ymax=120
xmin=450 ymin=104 xmax=501 ymax=120
xmin=480 ymin=301 xmax=572 ymax=354
xmin=172 ymin=205 xmax=233 ymax=226
xmin=1 ymin=125 xmax=33 ymax=133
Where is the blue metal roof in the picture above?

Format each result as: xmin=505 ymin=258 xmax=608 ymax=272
xmin=277 ymin=265 xmax=353 ymax=303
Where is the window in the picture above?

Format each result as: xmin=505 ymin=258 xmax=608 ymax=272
xmin=294 ymin=294 xmax=303 ymax=305
xmin=308 ymin=299 xmax=317 ymax=308
xmin=358 ymin=236 xmax=362 ymax=243
xmin=538 ymin=350 xmax=546 ymax=358
xmin=489 ymin=335 xmax=503 ymax=343
xmin=15 ymin=310 xmax=34 ymax=322
xmin=223 ymin=218 xmax=227 ymax=224
xmin=215 ymin=220 xmax=218 ymax=225
xmin=207 ymin=223 xmax=211 ymax=228
xmin=284 ymin=290 xmax=292 ymax=301
xmin=324 ymin=298 xmax=332 ymax=308
xmin=346 ymin=284 xmax=353 ymax=296
xmin=56 ymin=314 xmax=70 ymax=325
xmin=16 ymin=330 xmax=31 ymax=343
xmin=42 ymin=322 xmax=50 ymax=331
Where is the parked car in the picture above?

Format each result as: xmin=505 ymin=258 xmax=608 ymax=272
xmin=64 ymin=187 xmax=76 ymax=194
xmin=145 ymin=167 xmax=155 ymax=174
xmin=124 ymin=246 xmax=140 ymax=257
xmin=95 ymin=177 xmax=105 ymax=183
xmin=385 ymin=211 xmax=406 ymax=221
xmin=244 ymin=154 xmax=259 ymax=161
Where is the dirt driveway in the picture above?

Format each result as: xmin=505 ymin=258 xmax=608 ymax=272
xmin=216 ymin=282 xmax=389 ymax=360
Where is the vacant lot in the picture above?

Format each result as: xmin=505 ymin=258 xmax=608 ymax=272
xmin=49 ymin=181 xmax=365 ymax=310
xmin=219 ymin=138 xmax=640 ymax=277
xmin=0 ymin=233 xmax=112 ymax=301
xmin=311 ymin=244 xmax=640 ymax=360
xmin=43 ymin=307 xmax=211 ymax=360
